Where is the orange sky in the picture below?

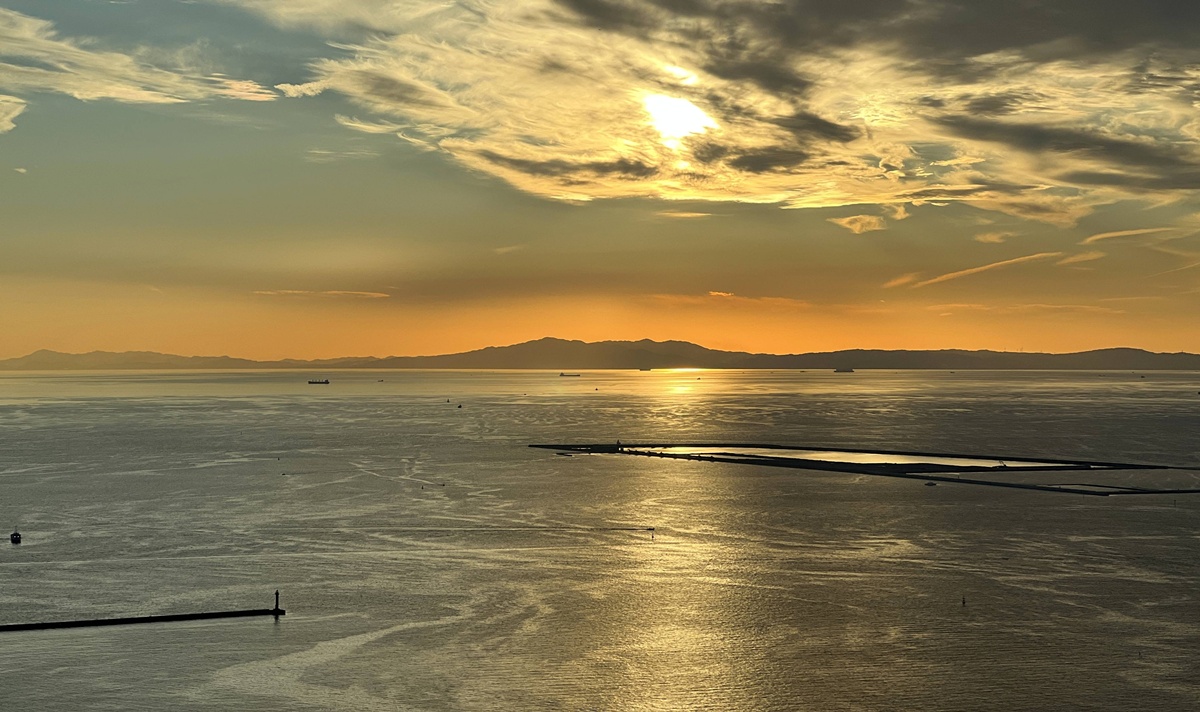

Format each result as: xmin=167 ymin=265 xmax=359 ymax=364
xmin=2 ymin=2 xmax=1199 ymax=359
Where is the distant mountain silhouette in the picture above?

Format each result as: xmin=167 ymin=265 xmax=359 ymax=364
xmin=2 ymin=339 xmax=1199 ymax=370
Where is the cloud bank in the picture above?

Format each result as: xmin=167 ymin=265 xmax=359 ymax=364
xmin=209 ymin=0 xmax=1200 ymax=223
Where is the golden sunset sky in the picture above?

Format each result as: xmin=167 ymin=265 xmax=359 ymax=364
xmin=2 ymin=1 xmax=1199 ymax=358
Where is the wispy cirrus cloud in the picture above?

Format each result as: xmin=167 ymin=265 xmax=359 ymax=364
xmin=882 ymin=272 xmax=920 ymax=289
xmin=1149 ymin=260 xmax=1200 ymax=277
xmin=931 ymin=302 xmax=1124 ymax=315
xmin=0 ymin=8 xmax=274 ymax=124
xmin=828 ymin=215 xmax=886 ymax=234
xmin=1056 ymin=251 xmax=1106 ymax=265
xmin=209 ymin=76 xmax=276 ymax=102
xmin=912 ymin=252 xmax=1063 ymax=288
xmin=654 ymin=292 xmax=811 ymax=309
xmin=334 ymin=114 xmax=406 ymax=134
xmin=974 ymin=231 xmax=1014 ymax=244
xmin=656 ymin=211 xmax=712 ymax=219
xmin=253 ymin=290 xmax=390 ymax=298
xmin=0 ymin=94 xmax=24 ymax=132
xmin=1079 ymin=227 xmax=1175 ymax=245
xmin=305 ymin=147 xmax=381 ymax=163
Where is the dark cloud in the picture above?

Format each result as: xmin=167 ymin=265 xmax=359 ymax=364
xmin=1126 ymin=62 xmax=1200 ymax=105
xmin=897 ymin=178 xmax=1036 ymax=204
xmin=963 ymin=177 xmax=1037 ymax=195
xmin=553 ymin=0 xmax=657 ymax=32
xmin=701 ymin=53 xmax=811 ymax=94
xmin=691 ymin=142 xmax=729 ymax=164
xmin=645 ymin=0 xmax=714 ymax=15
xmin=773 ymin=111 xmax=860 ymax=143
xmin=538 ymin=57 xmax=573 ymax=73
xmin=901 ymin=185 xmax=997 ymax=201
xmin=898 ymin=178 xmax=1045 ymax=202
xmin=719 ymin=0 xmax=907 ymax=51
xmin=347 ymin=70 xmax=446 ymax=108
xmin=727 ymin=147 xmax=809 ymax=173
xmin=1060 ymin=170 xmax=1200 ymax=191
xmin=897 ymin=1 xmax=1200 ymax=62
xmin=933 ymin=115 xmax=1197 ymax=170
xmin=555 ymin=0 xmax=1200 ymax=75
xmin=553 ymin=0 xmax=894 ymax=56
xmin=962 ymin=93 xmax=1028 ymax=116
xmin=478 ymin=150 xmax=658 ymax=178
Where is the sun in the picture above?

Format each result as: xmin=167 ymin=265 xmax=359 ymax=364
xmin=642 ymin=94 xmax=718 ymax=149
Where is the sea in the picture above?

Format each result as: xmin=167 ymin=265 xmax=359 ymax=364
xmin=1 ymin=369 xmax=1199 ymax=711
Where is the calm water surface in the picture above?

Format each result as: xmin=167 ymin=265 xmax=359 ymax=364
xmin=2 ymin=369 xmax=1200 ymax=710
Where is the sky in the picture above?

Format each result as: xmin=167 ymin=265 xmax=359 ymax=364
xmin=2 ymin=0 xmax=1199 ymax=359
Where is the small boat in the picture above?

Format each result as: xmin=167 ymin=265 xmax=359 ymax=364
xmin=924 ymin=481 xmax=937 ymax=487
xmin=559 ymin=372 xmax=581 ymax=377
xmin=308 ymin=379 xmax=330 ymax=385
xmin=834 ymin=368 xmax=855 ymax=373
xmin=638 ymin=368 xmax=652 ymax=371
xmin=10 ymin=531 xmax=20 ymax=544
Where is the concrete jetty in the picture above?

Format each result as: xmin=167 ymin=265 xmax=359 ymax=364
xmin=0 ymin=591 xmax=285 ymax=633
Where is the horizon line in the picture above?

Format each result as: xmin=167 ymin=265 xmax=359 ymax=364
xmin=3 ymin=337 xmax=1197 ymax=364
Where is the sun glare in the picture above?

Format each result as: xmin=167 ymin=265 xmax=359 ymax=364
xmin=643 ymin=94 xmax=718 ymax=149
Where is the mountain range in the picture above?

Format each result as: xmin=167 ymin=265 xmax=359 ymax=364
xmin=2 ymin=338 xmax=1199 ymax=370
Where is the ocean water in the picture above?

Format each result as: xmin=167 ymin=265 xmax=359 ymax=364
xmin=1 ymin=369 xmax=1199 ymax=711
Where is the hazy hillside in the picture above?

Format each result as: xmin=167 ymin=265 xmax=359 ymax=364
xmin=2 ymin=339 xmax=1199 ymax=371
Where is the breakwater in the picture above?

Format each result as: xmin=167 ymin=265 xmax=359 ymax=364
xmin=0 ymin=592 xmax=285 ymax=633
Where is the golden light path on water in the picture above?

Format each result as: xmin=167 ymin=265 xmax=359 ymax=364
xmin=624 ymin=446 xmax=1068 ymax=469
